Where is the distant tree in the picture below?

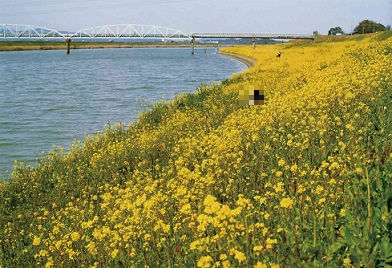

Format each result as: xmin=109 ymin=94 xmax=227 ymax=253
xmin=328 ymin=26 xmax=344 ymax=36
xmin=354 ymin=20 xmax=386 ymax=34
xmin=313 ymin=31 xmax=319 ymax=37
xmin=387 ymin=25 xmax=391 ymax=31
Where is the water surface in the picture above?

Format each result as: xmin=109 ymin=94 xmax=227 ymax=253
xmin=0 ymin=47 xmax=247 ymax=178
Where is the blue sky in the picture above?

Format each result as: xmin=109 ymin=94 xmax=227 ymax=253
xmin=0 ymin=0 xmax=391 ymax=35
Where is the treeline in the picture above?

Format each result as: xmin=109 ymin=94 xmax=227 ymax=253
xmin=328 ymin=19 xmax=391 ymax=36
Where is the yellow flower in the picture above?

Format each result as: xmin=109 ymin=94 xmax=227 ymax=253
xmin=253 ymin=245 xmax=264 ymax=252
xmin=190 ymin=240 xmax=201 ymax=250
xmin=197 ymin=256 xmax=214 ymax=268
xmin=266 ymin=238 xmax=278 ymax=249
xmin=340 ymin=208 xmax=346 ymax=217
xmin=254 ymin=262 xmax=267 ymax=268
xmin=278 ymin=159 xmax=285 ymax=167
xmin=343 ymin=257 xmax=351 ymax=266
xmin=280 ymin=197 xmax=293 ymax=208
xmin=290 ymin=164 xmax=298 ymax=173
xmin=70 ymin=232 xmax=80 ymax=242
xmin=55 ymin=240 xmax=62 ymax=250
xmin=318 ymin=198 xmax=326 ymax=205
xmin=32 ymin=236 xmax=41 ymax=246
xmin=297 ymin=184 xmax=305 ymax=194
xmin=111 ymin=249 xmax=119 ymax=259
xmin=86 ymin=241 xmax=96 ymax=254
xmin=345 ymin=124 xmax=354 ymax=131
xmin=329 ymin=162 xmax=340 ymax=170
xmin=219 ymin=254 xmax=228 ymax=261
xmin=233 ymin=250 xmax=246 ymax=263
xmin=180 ymin=203 xmax=191 ymax=214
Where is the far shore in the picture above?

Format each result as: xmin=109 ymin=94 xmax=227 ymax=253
xmin=0 ymin=40 xmax=237 ymax=52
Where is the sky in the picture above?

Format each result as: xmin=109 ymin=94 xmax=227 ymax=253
xmin=0 ymin=0 xmax=391 ymax=35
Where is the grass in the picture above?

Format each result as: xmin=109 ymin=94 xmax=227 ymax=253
xmin=0 ymin=33 xmax=392 ymax=267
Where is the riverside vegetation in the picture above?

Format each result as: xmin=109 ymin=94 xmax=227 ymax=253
xmin=1 ymin=32 xmax=392 ymax=267
xmin=0 ymin=41 xmax=219 ymax=51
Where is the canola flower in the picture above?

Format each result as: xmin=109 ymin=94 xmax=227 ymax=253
xmin=1 ymin=32 xmax=392 ymax=267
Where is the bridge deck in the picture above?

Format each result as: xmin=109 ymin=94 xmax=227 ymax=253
xmin=192 ymin=33 xmax=314 ymax=39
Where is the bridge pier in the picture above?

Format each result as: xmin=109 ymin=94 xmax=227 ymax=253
xmin=65 ymin=38 xmax=71 ymax=54
xmin=191 ymin=36 xmax=195 ymax=55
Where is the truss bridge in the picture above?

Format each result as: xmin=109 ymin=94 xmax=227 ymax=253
xmin=0 ymin=24 xmax=315 ymax=54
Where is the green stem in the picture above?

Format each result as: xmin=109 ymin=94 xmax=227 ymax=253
xmin=313 ymin=211 xmax=317 ymax=248
xmin=366 ymin=168 xmax=372 ymax=268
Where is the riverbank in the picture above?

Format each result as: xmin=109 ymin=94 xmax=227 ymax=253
xmin=219 ymin=51 xmax=257 ymax=67
xmin=0 ymin=40 xmax=229 ymax=51
xmin=1 ymin=33 xmax=391 ymax=267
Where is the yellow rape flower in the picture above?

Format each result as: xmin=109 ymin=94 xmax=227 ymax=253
xmin=253 ymin=245 xmax=264 ymax=252
xmin=340 ymin=208 xmax=346 ymax=217
xmin=111 ymin=249 xmax=119 ymax=259
xmin=280 ymin=197 xmax=293 ymax=208
xmin=180 ymin=203 xmax=191 ymax=214
xmin=266 ymin=238 xmax=278 ymax=249
xmin=197 ymin=256 xmax=214 ymax=268
xmin=70 ymin=232 xmax=80 ymax=242
xmin=318 ymin=198 xmax=326 ymax=205
xmin=233 ymin=249 xmax=246 ymax=263
xmin=290 ymin=164 xmax=298 ymax=173
xmin=32 ymin=236 xmax=41 ymax=246
xmin=254 ymin=262 xmax=267 ymax=268
xmin=219 ymin=254 xmax=228 ymax=261
xmin=329 ymin=162 xmax=340 ymax=170
xmin=45 ymin=260 xmax=54 ymax=268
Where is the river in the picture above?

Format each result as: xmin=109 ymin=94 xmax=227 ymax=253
xmin=0 ymin=47 xmax=247 ymax=178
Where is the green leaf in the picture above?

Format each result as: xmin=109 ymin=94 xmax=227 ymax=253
xmin=345 ymin=209 xmax=355 ymax=223
xmin=331 ymin=240 xmax=344 ymax=254
xmin=387 ymin=187 xmax=392 ymax=199
xmin=380 ymin=236 xmax=392 ymax=260
xmin=343 ymin=227 xmax=361 ymax=246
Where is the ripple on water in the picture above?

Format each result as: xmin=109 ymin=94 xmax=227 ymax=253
xmin=0 ymin=48 xmax=248 ymax=177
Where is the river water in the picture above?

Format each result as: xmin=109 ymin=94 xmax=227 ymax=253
xmin=0 ymin=47 xmax=247 ymax=178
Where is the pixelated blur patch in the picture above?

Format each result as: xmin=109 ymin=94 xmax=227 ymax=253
xmin=239 ymin=84 xmax=265 ymax=105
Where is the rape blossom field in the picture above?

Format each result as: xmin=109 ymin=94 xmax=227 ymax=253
xmin=1 ymin=32 xmax=392 ymax=267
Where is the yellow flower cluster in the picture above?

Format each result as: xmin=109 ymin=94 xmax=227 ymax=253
xmin=1 ymin=32 xmax=392 ymax=267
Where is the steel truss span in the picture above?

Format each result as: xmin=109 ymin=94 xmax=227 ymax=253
xmin=71 ymin=24 xmax=190 ymax=39
xmin=0 ymin=24 xmax=314 ymax=41
xmin=0 ymin=24 xmax=190 ymax=40
xmin=0 ymin=24 xmax=66 ymax=39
